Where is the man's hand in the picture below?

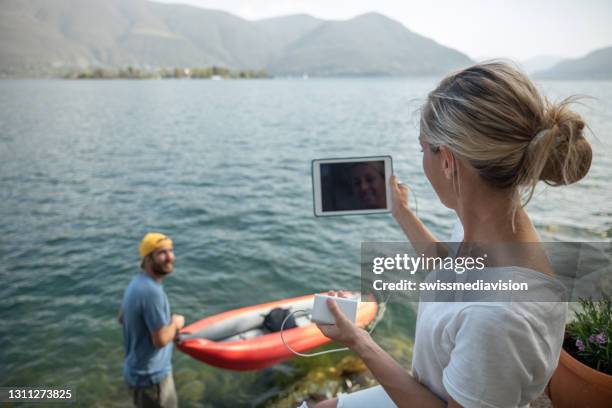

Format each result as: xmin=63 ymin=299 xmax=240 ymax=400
xmin=152 ymin=314 xmax=185 ymax=348
xmin=172 ymin=314 xmax=185 ymax=331
xmin=315 ymin=292 xmax=366 ymax=349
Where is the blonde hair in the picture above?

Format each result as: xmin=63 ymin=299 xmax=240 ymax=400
xmin=420 ymin=61 xmax=592 ymax=216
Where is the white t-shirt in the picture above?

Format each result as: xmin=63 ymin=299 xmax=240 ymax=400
xmin=411 ymin=292 xmax=567 ymax=407
xmin=329 ymin=220 xmax=568 ymax=408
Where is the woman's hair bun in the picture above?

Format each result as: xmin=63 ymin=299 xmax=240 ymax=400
xmin=538 ymin=99 xmax=592 ymax=186
xmin=420 ymin=61 xmax=594 ymax=214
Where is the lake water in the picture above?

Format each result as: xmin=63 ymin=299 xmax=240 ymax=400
xmin=0 ymin=78 xmax=611 ymax=406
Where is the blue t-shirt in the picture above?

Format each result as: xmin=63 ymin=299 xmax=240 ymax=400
xmin=121 ymin=273 xmax=173 ymax=387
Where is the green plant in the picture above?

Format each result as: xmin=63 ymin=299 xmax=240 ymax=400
xmin=565 ymin=297 xmax=611 ymax=374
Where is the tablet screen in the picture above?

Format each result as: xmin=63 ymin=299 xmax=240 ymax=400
xmin=313 ymin=157 xmax=392 ymax=216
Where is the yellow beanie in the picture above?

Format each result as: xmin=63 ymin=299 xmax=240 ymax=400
xmin=139 ymin=232 xmax=173 ymax=258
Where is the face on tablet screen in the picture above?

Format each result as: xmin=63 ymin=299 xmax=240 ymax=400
xmin=321 ymin=160 xmax=387 ymax=211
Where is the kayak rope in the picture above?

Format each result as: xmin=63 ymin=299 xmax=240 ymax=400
xmin=280 ymin=293 xmax=391 ymax=357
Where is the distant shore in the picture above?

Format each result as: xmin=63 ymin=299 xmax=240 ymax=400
xmin=61 ymin=66 xmax=269 ymax=80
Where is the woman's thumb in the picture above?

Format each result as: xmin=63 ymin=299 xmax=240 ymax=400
xmin=326 ymin=299 xmax=348 ymax=325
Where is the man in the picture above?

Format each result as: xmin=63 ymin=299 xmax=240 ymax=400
xmin=350 ymin=162 xmax=387 ymax=210
xmin=118 ymin=232 xmax=184 ymax=408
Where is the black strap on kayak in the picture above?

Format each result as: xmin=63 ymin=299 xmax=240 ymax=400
xmin=263 ymin=307 xmax=297 ymax=332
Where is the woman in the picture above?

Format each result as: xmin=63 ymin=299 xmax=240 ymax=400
xmin=314 ymin=62 xmax=592 ymax=408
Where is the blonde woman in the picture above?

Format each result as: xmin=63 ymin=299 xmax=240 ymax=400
xmin=315 ymin=62 xmax=592 ymax=408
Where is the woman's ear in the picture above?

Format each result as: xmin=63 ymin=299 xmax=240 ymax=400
xmin=439 ymin=146 xmax=455 ymax=180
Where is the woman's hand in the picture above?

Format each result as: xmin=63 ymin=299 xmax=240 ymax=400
xmin=315 ymin=292 xmax=368 ymax=349
xmin=391 ymin=175 xmax=411 ymax=219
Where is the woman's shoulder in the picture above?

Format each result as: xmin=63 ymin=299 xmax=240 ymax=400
xmin=456 ymin=300 xmax=566 ymax=324
xmin=451 ymin=300 xmax=567 ymax=349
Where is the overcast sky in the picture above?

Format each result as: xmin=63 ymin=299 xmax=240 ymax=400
xmin=156 ymin=0 xmax=612 ymax=61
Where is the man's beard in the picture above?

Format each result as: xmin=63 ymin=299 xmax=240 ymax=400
xmin=151 ymin=257 xmax=173 ymax=276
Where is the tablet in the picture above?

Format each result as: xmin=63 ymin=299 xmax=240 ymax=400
xmin=312 ymin=156 xmax=393 ymax=216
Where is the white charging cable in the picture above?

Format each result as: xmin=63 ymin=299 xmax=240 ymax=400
xmin=280 ymin=293 xmax=391 ymax=357
xmin=281 ymin=177 xmax=413 ymax=357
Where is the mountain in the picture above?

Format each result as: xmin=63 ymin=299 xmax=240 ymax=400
xmin=520 ymin=55 xmax=565 ymax=75
xmin=255 ymin=14 xmax=324 ymax=51
xmin=266 ymin=12 xmax=472 ymax=76
xmin=147 ymin=2 xmax=276 ymax=69
xmin=533 ymin=46 xmax=612 ymax=80
xmin=0 ymin=0 xmax=271 ymax=73
xmin=0 ymin=0 xmax=473 ymax=77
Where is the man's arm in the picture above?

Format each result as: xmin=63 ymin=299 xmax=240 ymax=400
xmin=117 ymin=308 xmax=123 ymax=325
xmin=151 ymin=314 xmax=184 ymax=348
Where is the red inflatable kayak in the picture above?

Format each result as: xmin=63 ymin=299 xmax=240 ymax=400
xmin=177 ymin=292 xmax=378 ymax=370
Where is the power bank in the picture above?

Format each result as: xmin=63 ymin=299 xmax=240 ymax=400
xmin=312 ymin=294 xmax=358 ymax=325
